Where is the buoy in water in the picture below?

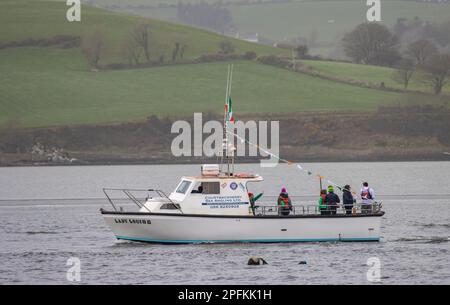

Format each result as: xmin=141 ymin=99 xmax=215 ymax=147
xmin=248 ymin=256 xmax=268 ymax=265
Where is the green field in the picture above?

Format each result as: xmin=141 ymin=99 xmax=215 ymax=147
xmin=0 ymin=47 xmax=406 ymax=128
xmin=0 ymin=0 xmax=282 ymax=64
xmin=1 ymin=0 xmax=445 ymax=130
xmin=120 ymin=0 xmax=450 ymax=57
xmin=93 ymin=0 xmax=262 ymax=4
xmin=303 ymin=60 xmax=450 ymax=95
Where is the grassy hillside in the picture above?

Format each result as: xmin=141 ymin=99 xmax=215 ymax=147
xmin=230 ymin=0 xmax=450 ymax=43
xmin=118 ymin=0 xmax=450 ymax=57
xmin=2 ymin=0 xmax=442 ymax=130
xmin=94 ymin=0 xmax=253 ymax=4
xmin=303 ymin=60 xmax=450 ymax=95
xmin=0 ymin=47 xmax=406 ymax=128
xmin=0 ymin=0 xmax=282 ymax=64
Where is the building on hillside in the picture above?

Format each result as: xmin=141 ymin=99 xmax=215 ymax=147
xmin=235 ymin=32 xmax=259 ymax=43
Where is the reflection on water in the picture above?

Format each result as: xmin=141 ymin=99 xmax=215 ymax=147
xmin=0 ymin=162 xmax=449 ymax=284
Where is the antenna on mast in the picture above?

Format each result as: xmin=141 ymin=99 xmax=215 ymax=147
xmin=221 ymin=64 xmax=235 ymax=176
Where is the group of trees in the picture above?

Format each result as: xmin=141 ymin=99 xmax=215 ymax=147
xmin=81 ymin=23 xmax=189 ymax=69
xmin=81 ymin=25 xmax=153 ymax=69
xmin=123 ymin=23 xmax=188 ymax=66
xmin=420 ymin=54 xmax=450 ymax=95
xmin=392 ymin=17 xmax=450 ymax=49
xmin=342 ymin=23 xmax=401 ymax=66
xmin=394 ymin=41 xmax=450 ymax=95
xmin=342 ymin=21 xmax=450 ymax=95
xmin=176 ymin=2 xmax=233 ymax=34
xmin=118 ymin=23 xmax=153 ymax=66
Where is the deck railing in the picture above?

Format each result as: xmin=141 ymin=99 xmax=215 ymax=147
xmin=100 ymin=190 xmax=382 ymax=216
xmin=101 ymin=188 xmax=182 ymax=213
xmin=251 ymin=203 xmax=383 ymax=216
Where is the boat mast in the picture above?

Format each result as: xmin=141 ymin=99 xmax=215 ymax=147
xmin=221 ymin=64 xmax=235 ymax=177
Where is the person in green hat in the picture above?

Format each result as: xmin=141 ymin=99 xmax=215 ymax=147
xmin=325 ymin=185 xmax=340 ymax=215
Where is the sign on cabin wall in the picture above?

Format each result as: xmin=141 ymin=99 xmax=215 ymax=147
xmin=202 ymin=196 xmax=248 ymax=209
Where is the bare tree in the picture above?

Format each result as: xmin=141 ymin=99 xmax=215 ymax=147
xmin=342 ymin=23 xmax=400 ymax=66
xmin=81 ymin=30 xmax=104 ymax=69
xmin=308 ymin=28 xmax=319 ymax=47
xmin=420 ymin=53 xmax=450 ymax=95
xmin=219 ymin=40 xmax=235 ymax=54
xmin=122 ymin=37 xmax=142 ymax=66
xmin=406 ymin=39 xmax=438 ymax=65
xmin=131 ymin=23 xmax=151 ymax=62
xmin=392 ymin=58 xmax=416 ymax=89
xmin=294 ymin=45 xmax=309 ymax=59
xmin=180 ymin=44 xmax=188 ymax=59
xmin=172 ymin=42 xmax=181 ymax=62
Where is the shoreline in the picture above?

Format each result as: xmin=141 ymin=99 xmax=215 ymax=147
xmin=2 ymin=107 xmax=449 ymax=167
xmin=2 ymin=153 xmax=449 ymax=167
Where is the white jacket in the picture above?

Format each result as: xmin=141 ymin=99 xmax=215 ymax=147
xmin=360 ymin=187 xmax=375 ymax=204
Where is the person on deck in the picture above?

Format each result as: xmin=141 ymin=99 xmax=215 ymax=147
xmin=325 ymin=185 xmax=340 ymax=215
xmin=277 ymin=188 xmax=292 ymax=216
xmin=191 ymin=185 xmax=203 ymax=194
xmin=318 ymin=189 xmax=328 ymax=215
xmin=342 ymin=185 xmax=355 ymax=215
xmin=248 ymin=192 xmax=263 ymax=216
xmin=360 ymin=182 xmax=375 ymax=214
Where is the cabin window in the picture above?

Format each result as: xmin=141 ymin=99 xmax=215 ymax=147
xmin=176 ymin=180 xmax=192 ymax=194
xmin=191 ymin=182 xmax=203 ymax=194
xmin=201 ymin=182 xmax=220 ymax=194
xmin=160 ymin=203 xmax=180 ymax=210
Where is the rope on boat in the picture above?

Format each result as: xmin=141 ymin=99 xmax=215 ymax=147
xmin=226 ymin=129 xmax=356 ymax=195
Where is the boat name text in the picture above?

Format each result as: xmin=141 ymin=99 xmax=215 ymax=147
xmin=114 ymin=218 xmax=151 ymax=224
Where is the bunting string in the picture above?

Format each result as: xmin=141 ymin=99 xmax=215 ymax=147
xmin=226 ymin=129 xmax=356 ymax=195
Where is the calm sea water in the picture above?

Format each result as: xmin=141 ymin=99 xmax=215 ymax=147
xmin=0 ymin=162 xmax=449 ymax=285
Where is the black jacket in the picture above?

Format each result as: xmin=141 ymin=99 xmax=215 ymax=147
xmin=325 ymin=192 xmax=340 ymax=205
xmin=342 ymin=190 xmax=354 ymax=206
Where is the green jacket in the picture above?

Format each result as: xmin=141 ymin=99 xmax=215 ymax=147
xmin=318 ymin=196 xmax=327 ymax=210
xmin=278 ymin=193 xmax=292 ymax=208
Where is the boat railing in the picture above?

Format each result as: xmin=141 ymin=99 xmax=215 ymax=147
xmin=252 ymin=202 xmax=383 ymax=216
xmin=101 ymin=188 xmax=178 ymax=213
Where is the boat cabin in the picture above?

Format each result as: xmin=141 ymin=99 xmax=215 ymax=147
xmin=142 ymin=164 xmax=263 ymax=215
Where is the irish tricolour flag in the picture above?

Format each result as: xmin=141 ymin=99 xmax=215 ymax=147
xmin=225 ymin=97 xmax=235 ymax=122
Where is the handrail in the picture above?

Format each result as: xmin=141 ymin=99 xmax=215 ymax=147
xmin=252 ymin=203 xmax=383 ymax=216
xmin=102 ymin=188 xmax=183 ymax=214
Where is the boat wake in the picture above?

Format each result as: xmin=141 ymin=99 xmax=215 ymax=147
xmin=25 ymin=231 xmax=58 ymax=235
xmin=419 ymin=223 xmax=450 ymax=229
xmin=394 ymin=236 xmax=449 ymax=244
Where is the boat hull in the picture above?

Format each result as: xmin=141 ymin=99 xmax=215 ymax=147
xmin=101 ymin=211 xmax=384 ymax=243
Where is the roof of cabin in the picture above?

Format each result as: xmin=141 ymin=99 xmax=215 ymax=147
xmin=183 ymin=174 xmax=263 ymax=181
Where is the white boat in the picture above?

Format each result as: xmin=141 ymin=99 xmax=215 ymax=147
xmin=101 ymin=151 xmax=384 ymax=244
xmin=101 ymin=173 xmax=384 ymax=243
xmin=100 ymin=66 xmax=384 ymax=244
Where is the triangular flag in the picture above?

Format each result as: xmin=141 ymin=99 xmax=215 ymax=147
xmin=226 ymin=97 xmax=235 ymax=122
